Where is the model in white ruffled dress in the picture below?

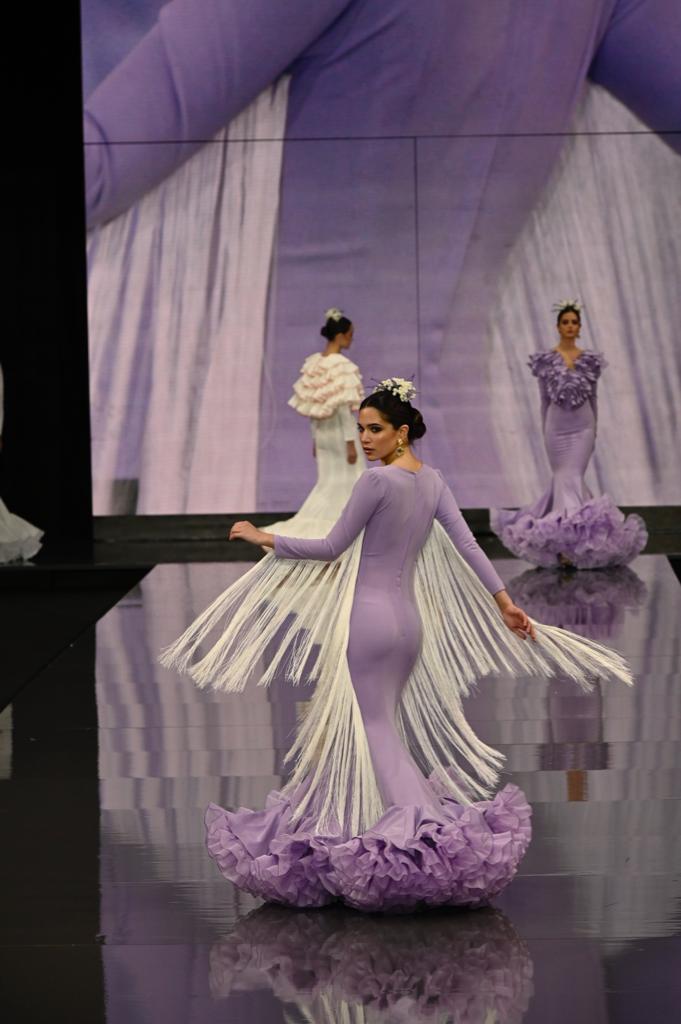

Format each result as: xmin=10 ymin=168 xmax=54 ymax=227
xmin=266 ymin=309 xmax=365 ymax=538
xmin=0 ymin=365 xmax=43 ymax=563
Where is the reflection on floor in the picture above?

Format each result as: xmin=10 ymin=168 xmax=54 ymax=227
xmin=2 ymin=555 xmax=681 ymax=1022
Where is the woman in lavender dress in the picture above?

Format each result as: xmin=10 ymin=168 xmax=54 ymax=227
xmin=162 ymin=379 xmax=632 ymax=912
xmin=492 ymin=302 xmax=648 ymax=570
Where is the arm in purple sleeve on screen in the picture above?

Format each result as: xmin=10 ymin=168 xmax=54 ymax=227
xmin=434 ymin=474 xmax=505 ymax=596
xmin=274 ymin=470 xmax=383 ymax=562
xmin=84 ymin=0 xmax=352 ymax=225
xmin=589 ymin=0 xmax=681 ymax=154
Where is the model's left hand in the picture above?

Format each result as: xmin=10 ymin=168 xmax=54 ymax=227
xmin=501 ymin=603 xmax=536 ymax=641
xmin=229 ymin=521 xmax=273 ymax=548
xmin=346 ymin=440 xmax=358 ymax=464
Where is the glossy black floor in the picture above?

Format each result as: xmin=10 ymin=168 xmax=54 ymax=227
xmin=2 ymin=553 xmax=680 ymax=1023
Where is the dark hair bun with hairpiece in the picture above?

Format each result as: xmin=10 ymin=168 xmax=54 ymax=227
xmin=360 ymin=390 xmax=427 ymax=441
xmin=320 ymin=308 xmax=353 ymax=340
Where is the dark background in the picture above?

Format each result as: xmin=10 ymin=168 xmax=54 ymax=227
xmin=0 ymin=1 xmax=91 ymax=554
xmin=0 ymin=16 xmax=100 ymax=1015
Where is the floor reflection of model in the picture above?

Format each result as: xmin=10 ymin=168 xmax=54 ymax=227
xmin=210 ymin=904 xmax=534 ymax=1024
xmin=506 ymin=565 xmax=647 ymax=640
xmin=507 ymin=564 xmax=648 ymax=790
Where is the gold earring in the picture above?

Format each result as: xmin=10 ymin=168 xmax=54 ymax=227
xmin=395 ymin=436 xmax=407 ymax=457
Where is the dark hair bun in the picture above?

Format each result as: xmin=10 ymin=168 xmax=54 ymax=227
xmin=359 ymin=390 xmax=427 ymax=441
xmin=409 ymin=409 xmax=426 ymax=441
xmin=320 ymin=313 xmax=352 ymax=341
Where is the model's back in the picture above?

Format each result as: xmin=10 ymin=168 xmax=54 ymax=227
xmin=356 ymin=465 xmax=440 ymax=591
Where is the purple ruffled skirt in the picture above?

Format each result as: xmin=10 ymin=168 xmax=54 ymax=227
xmin=492 ymin=493 xmax=647 ymax=570
xmin=204 ymin=782 xmax=531 ymax=913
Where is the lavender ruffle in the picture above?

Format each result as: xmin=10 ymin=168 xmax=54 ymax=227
xmin=529 ymin=350 xmax=604 ymax=409
xmin=492 ymin=494 xmax=647 ymax=569
xmin=205 ymin=783 xmax=531 ymax=913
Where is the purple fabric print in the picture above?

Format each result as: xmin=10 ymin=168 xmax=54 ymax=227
xmin=82 ymin=0 xmax=681 ymax=508
xmin=492 ymin=352 xmax=647 ymax=569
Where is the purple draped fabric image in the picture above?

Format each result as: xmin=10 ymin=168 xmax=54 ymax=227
xmin=81 ymin=0 xmax=681 ymax=513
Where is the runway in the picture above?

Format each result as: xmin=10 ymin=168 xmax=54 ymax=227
xmin=2 ymin=553 xmax=680 ymax=1022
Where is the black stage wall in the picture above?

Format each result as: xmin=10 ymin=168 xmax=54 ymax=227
xmin=0 ymin=1 xmax=92 ymax=553
xmin=0 ymin=8 xmax=105 ymax=1021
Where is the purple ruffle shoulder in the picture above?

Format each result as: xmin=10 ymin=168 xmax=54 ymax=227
xmin=529 ymin=350 xmax=605 ymax=409
xmin=204 ymin=783 xmax=531 ymax=913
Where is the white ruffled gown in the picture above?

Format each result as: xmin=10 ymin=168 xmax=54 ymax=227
xmin=0 ymin=366 xmax=43 ymax=564
xmin=266 ymin=352 xmax=365 ymax=538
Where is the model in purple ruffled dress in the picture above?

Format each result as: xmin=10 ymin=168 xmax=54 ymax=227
xmin=492 ymin=302 xmax=648 ymax=569
xmin=161 ymin=379 xmax=633 ymax=912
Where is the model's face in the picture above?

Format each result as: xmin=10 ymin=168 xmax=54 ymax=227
xmin=558 ymin=312 xmax=580 ymax=342
xmin=358 ymin=407 xmax=407 ymax=461
xmin=339 ymin=325 xmax=354 ymax=349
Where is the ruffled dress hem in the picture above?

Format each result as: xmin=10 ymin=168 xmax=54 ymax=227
xmin=205 ymin=782 xmax=532 ymax=913
xmin=492 ymin=494 xmax=647 ymax=569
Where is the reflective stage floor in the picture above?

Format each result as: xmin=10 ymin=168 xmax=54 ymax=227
xmin=2 ymin=554 xmax=680 ymax=1022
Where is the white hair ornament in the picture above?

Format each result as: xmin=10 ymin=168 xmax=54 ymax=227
xmin=552 ymin=298 xmax=583 ymax=315
xmin=373 ymin=377 xmax=417 ymax=403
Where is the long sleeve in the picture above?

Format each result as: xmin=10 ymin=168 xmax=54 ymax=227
xmin=275 ymin=471 xmax=383 ymax=561
xmin=435 ymin=476 xmax=505 ymax=595
xmin=85 ymin=0 xmax=352 ymax=225
xmin=338 ymin=403 xmax=358 ymax=443
xmin=589 ymin=0 xmax=681 ymax=155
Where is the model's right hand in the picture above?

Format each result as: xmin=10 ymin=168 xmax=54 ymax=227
xmin=229 ymin=521 xmax=274 ymax=548
xmin=346 ymin=441 xmax=358 ymax=464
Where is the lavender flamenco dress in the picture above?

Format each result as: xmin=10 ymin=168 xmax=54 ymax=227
xmin=492 ymin=351 xmax=647 ymax=569
xmin=162 ymin=462 xmax=633 ymax=912
xmin=211 ymin=467 xmax=530 ymax=912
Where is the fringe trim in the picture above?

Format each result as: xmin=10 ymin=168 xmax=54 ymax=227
xmin=161 ymin=521 xmax=633 ymax=833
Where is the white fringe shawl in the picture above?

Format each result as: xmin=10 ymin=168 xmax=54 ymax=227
xmin=161 ymin=523 xmax=632 ymax=834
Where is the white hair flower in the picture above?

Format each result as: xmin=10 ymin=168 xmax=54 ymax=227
xmin=552 ymin=298 xmax=583 ymax=314
xmin=374 ymin=377 xmax=417 ymax=403
xmin=324 ymin=307 xmax=344 ymax=322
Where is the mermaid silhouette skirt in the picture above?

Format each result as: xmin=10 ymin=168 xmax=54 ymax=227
xmin=492 ymin=402 xmax=647 ymax=569
xmin=204 ymin=581 xmax=531 ymax=913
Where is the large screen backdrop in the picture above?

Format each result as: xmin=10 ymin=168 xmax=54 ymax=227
xmin=82 ymin=1 xmax=681 ymax=514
